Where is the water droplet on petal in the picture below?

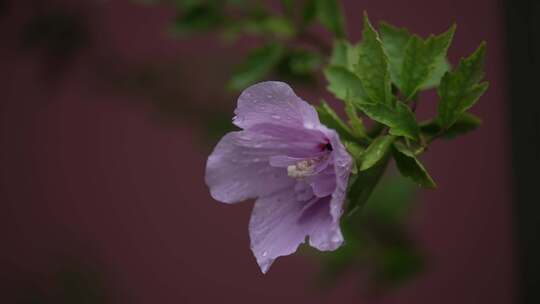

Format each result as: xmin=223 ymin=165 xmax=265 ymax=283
xmin=262 ymin=251 xmax=268 ymax=257
xmin=271 ymin=114 xmax=281 ymax=120
xmin=304 ymin=122 xmax=314 ymax=129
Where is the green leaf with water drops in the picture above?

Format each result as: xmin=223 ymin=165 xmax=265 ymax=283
xmin=355 ymin=13 xmax=393 ymax=106
xmin=392 ymin=142 xmax=436 ymax=188
xmin=360 ymin=135 xmax=396 ymax=171
xmin=437 ymin=42 xmax=488 ymax=129
xmin=228 ymin=43 xmax=285 ymax=91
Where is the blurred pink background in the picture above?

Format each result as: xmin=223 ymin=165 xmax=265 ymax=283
xmin=1 ymin=0 xmax=514 ymax=303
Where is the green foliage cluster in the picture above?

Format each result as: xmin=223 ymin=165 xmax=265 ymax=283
xmin=320 ymin=13 xmax=488 ymax=214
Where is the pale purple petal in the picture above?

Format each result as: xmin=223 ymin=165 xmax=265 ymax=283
xmin=326 ymin=130 xmax=353 ymax=223
xmin=247 ymin=123 xmax=327 ymax=145
xmin=249 ymin=189 xmax=308 ymax=273
xmin=250 ymin=192 xmax=343 ymax=273
xmin=309 ymin=167 xmax=336 ymax=198
xmin=205 ymin=131 xmax=295 ymax=203
xmin=294 ymin=182 xmax=314 ymax=202
xmin=299 ymin=198 xmax=343 ymax=251
xmin=233 ymin=81 xmax=320 ymax=130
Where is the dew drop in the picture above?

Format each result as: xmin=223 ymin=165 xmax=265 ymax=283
xmin=262 ymin=251 xmax=268 ymax=257
xmin=271 ymin=114 xmax=281 ymax=120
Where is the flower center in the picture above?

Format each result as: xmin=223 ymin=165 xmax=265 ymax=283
xmin=287 ymin=154 xmax=331 ymax=179
xmin=287 ymin=159 xmax=317 ymax=179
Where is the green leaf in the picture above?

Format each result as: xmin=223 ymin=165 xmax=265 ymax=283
xmin=279 ymin=49 xmax=323 ymax=76
xmin=437 ymin=42 xmax=488 ymax=129
xmin=420 ymin=112 xmax=481 ymax=139
xmin=400 ymin=25 xmax=455 ymax=100
xmin=346 ymin=155 xmax=390 ymax=215
xmin=355 ymin=100 xmax=420 ymax=141
xmin=329 ymin=40 xmax=348 ymax=67
xmin=355 ymin=13 xmax=392 ymax=106
xmin=242 ymin=16 xmax=296 ymax=38
xmin=344 ymin=97 xmax=367 ymax=139
xmin=316 ymin=100 xmax=356 ymax=142
xmin=360 ymin=135 xmax=396 ymax=170
xmin=228 ymin=43 xmax=285 ymax=91
xmin=344 ymin=141 xmax=364 ymax=174
xmin=281 ymin=0 xmax=294 ymax=13
xmin=315 ymin=0 xmax=346 ymax=38
xmin=363 ymin=174 xmax=417 ymax=224
xmin=324 ymin=66 xmax=368 ymax=101
xmin=302 ymin=0 xmax=317 ymax=24
xmin=224 ymin=15 xmax=296 ymax=40
xmin=421 ymin=56 xmax=450 ymax=89
xmin=171 ymin=3 xmax=224 ymax=35
xmin=392 ymin=142 xmax=436 ymax=188
xmin=344 ymin=140 xmax=364 ymax=160
xmin=377 ymin=244 xmax=424 ymax=286
xmin=379 ymin=22 xmax=411 ymax=88
xmin=330 ymin=40 xmax=359 ymax=70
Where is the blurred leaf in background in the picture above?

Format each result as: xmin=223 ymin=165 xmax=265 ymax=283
xmin=317 ymin=173 xmax=424 ymax=292
xmin=12 ymin=257 xmax=111 ymax=304
xmin=228 ymin=43 xmax=286 ymax=91
xmin=18 ymin=4 xmax=90 ymax=82
xmin=140 ymin=0 xmax=335 ymax=91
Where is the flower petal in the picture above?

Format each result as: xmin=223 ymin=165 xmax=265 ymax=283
xmin=249 ymin=190 xmax=342 ymax=273
xmin=234 ymin=81 xmax=320 ymax=130
xmin=299 ymin=197 xmax=343 ymax=251
xmin=205 ymin=131 xmax=295 ymax=204
xmin=309 ymin=167 xmax=336 ymax=198
xmin=326 ymin=130 xmax=353 ymax=222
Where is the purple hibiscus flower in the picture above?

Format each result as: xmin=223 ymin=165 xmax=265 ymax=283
xmin=205 ymin=81 xmax=353 ymax=273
